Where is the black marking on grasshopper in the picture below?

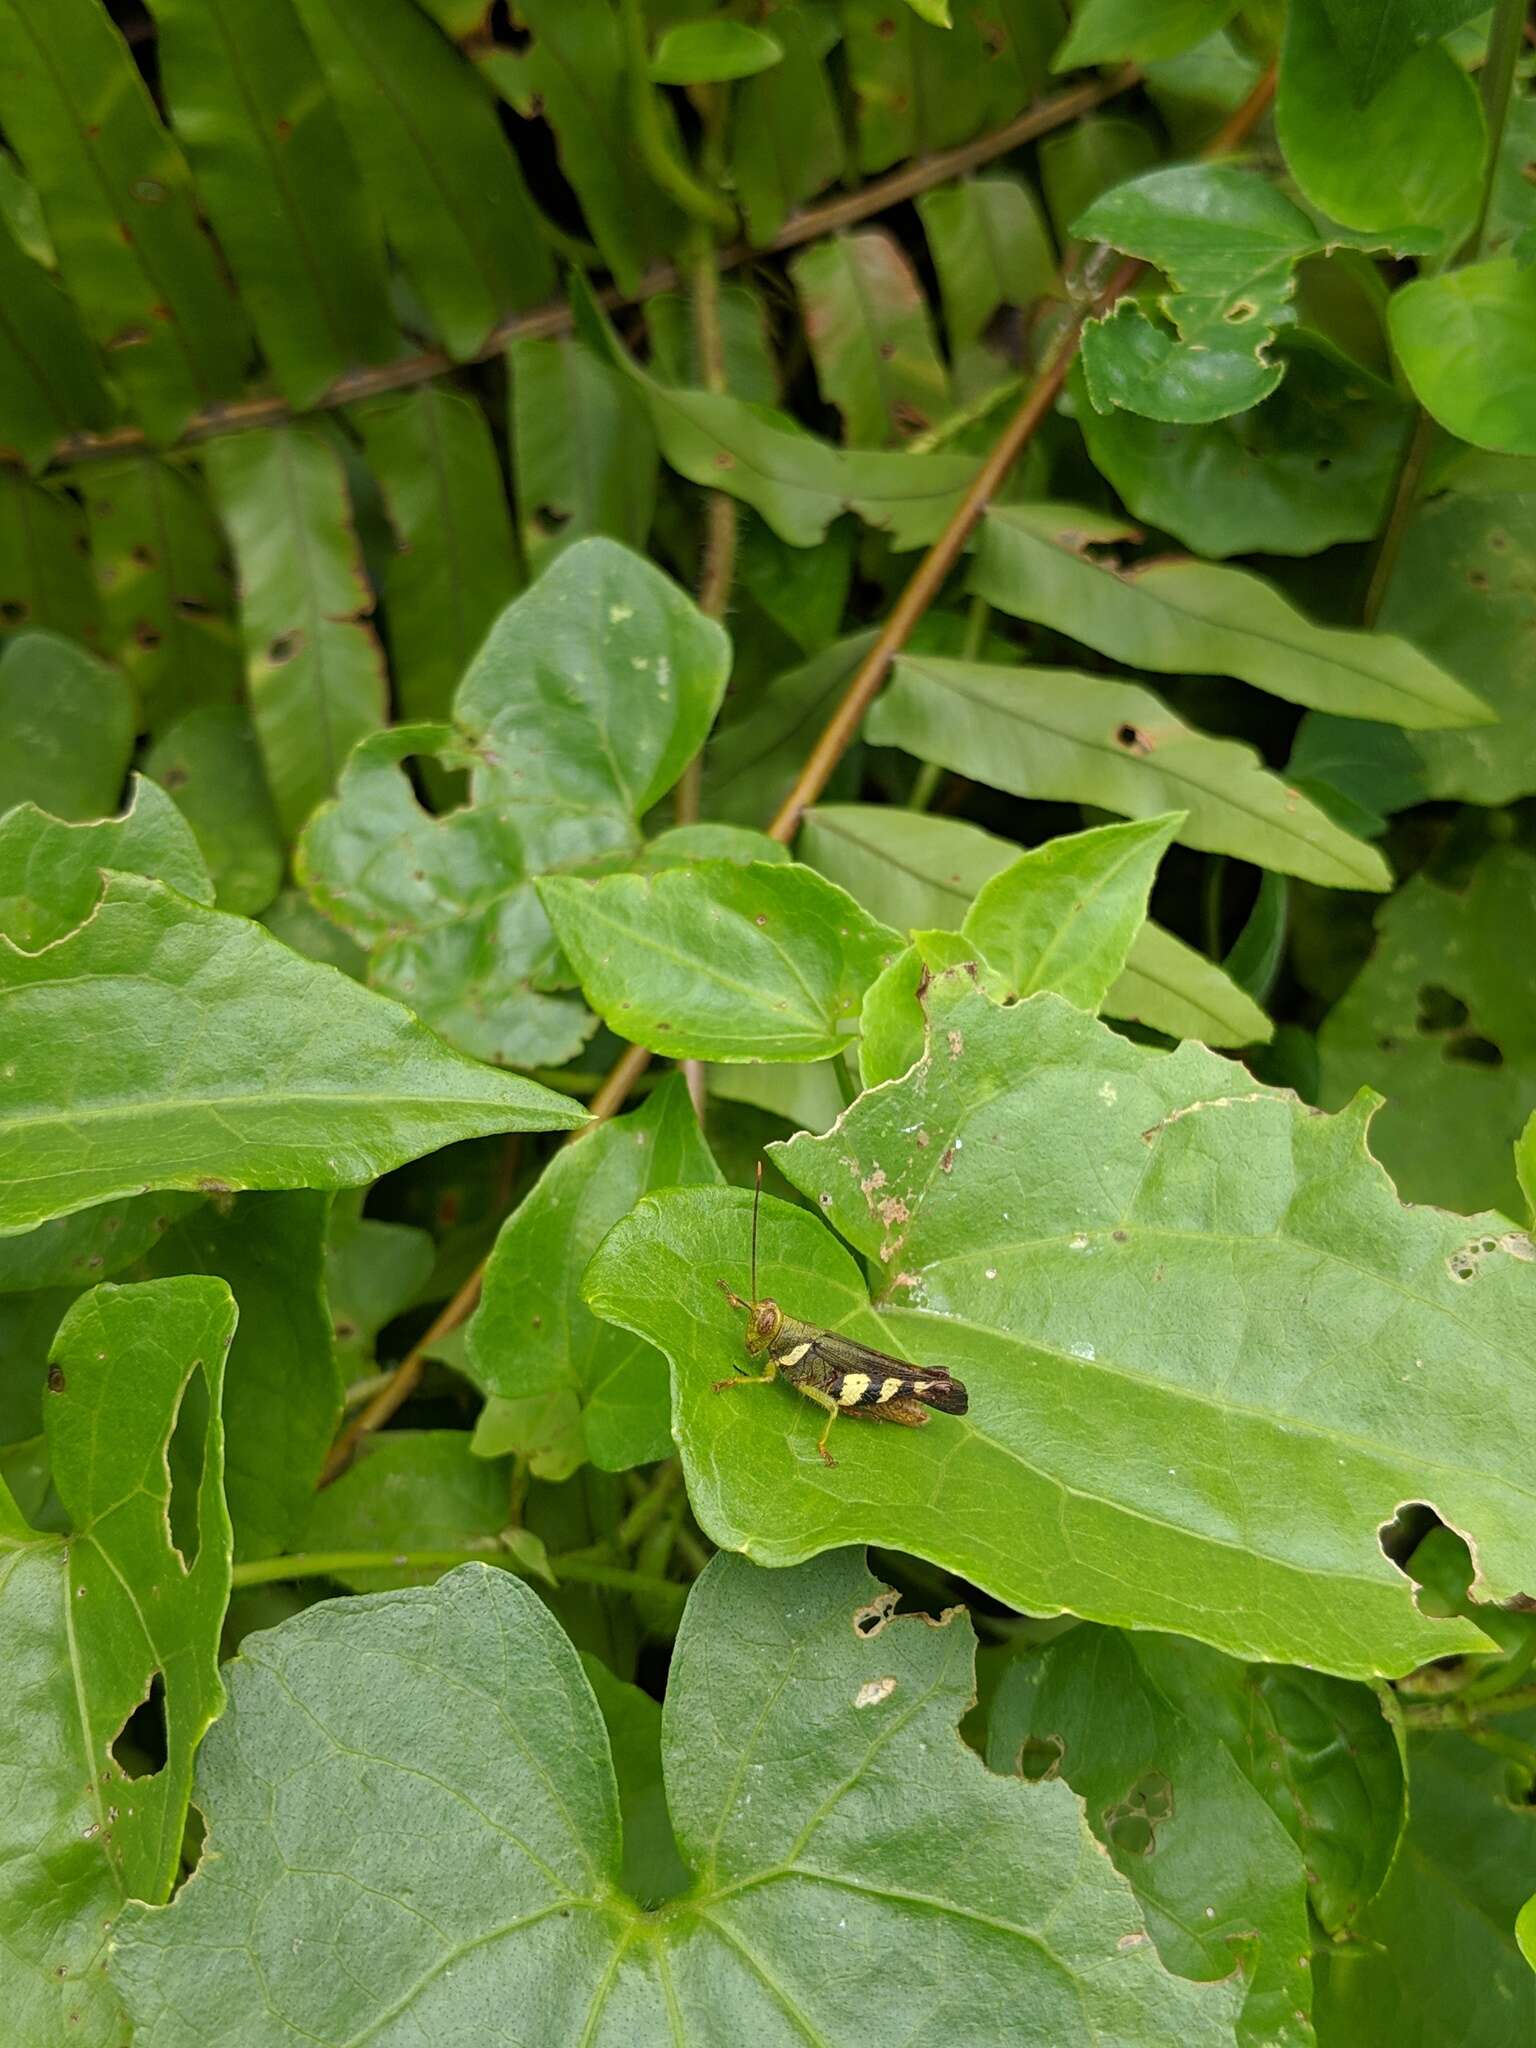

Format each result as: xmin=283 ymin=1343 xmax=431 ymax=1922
xmin=714 ymin=1163 xmax=968 ymax=1467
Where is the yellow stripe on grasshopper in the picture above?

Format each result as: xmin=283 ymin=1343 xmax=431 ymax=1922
xmin=837 ymin=1371 xmax=870 ymax=1406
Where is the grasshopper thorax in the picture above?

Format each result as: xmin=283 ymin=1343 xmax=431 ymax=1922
xmin=745 ymin=1299 xmax=783 ymax=1355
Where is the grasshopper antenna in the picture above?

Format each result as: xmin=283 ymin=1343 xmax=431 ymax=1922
xmin=751 ymin=1159 xmax=763 ymax=1306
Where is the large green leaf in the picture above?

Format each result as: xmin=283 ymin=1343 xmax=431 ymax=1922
xmin=868 ymin=653 xmax=1393 ymax=890
xmin=0 ymin=0 xmax=249 ymax=439
xmin=0 ymin=1276 xmax=233 ymax=2048
xmin=1314 ymin=1721 xmax=1536 ymax=2046
xmin=1074 ymin=167 xmax=1321 ymax=424
xmin=354 ymin=385 xmax=521 ymax=726
xmin=1317 ymin=0 xmax=1490 ymax=105
xmin=82 ymin=456 xmax=243 ymax=734
xmin=1390 ymin=260 xmax=1536 ymax=459
xmin=1277 ymin=0 xmax=1483 ymax=243
xmin=798 ymin=803 xmax=1270 ymax=1047
xmin=539 ymin=861 xmax=900 ymax=1062
xmin=299 ymin=539 xmax=730 ymax=1064
xmin=973 ymin=503 xmax=1486 ymax=727
xmin=113 ymin=1550 xmax=1241 ymax=2044
xmin=292 ymin=0 xmax=552 ymax=360
xmin=0 ymin=870 xmax=583 ymax=1233
xmin=150 ymin=0 xmax=400 ymax=406
xmin=465 ymin=1077 xmax=721 ymax=1477
xmin=586 ymin=973 xmax=1529 ymax=1676
xmin=982 ymin=1624 xmax=1405 ymax=2045
xmin=790 ymin=229 xmax=949 ymax=446
xmin=0 ymin=631 xmax=132 ymax=824
xmin=205 ymin=425 xmax=388 ymax=838
xmin=0 ymin=773 xmax=210 ymax=949
xmin=1317 ymin=845 xmax=1536 ymax=1218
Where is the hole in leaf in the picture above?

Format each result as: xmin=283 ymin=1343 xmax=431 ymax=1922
xmin=1107 ymin=1811 xmax=1155 ymax=1856
xmin=1014 ymin=1733 xmax=1064 ymax=1781
xmin=266 ymin=631 xmax=300 ymax=665
xmin=165 ymin=1363 xmax=209 ymax=1570
xmin=1379 ymin=1500 xmax=1442 ymax=1570
xmin=1222 ymin=298 xmax=1257 ymax=323
xmin=1445 ymin=1033 xmax=1502 ymax=1068
xmin=110 ymin=1668 xmax=168 ymax=1781
xmin=1415 ymin=984 xmax=1468 ymax=1034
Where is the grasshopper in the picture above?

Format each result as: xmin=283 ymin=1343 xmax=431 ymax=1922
xmin=714 ymin=1164 xmax=968 ymax=1467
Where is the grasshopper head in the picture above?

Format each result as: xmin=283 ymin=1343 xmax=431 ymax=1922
xmin=745 ymin=1299 xmax=783 ymax=1355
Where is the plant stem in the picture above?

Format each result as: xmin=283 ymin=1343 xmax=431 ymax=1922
xmin=675 ymin=228 xmax=738 ymax=828
xmin=230 ymin=1547 xmax=688 ymax=1605
xmin=614 ymin=1459 xmax=684 ymax=1550
xmin=47 ymin=69 xmax=1142 ymax=472
xmin=620 ymin=0 xmax=736 ymax=234
xmin=1401 ymin=1678 xmax=1536 ymax=1730
xmin=1363 ymin=408 xmax=1438 ymax=625
xmin=1462 ymin=0 xmax=1527 ymax=260
xmin=908 ymin=761 xmax=944 ymax=811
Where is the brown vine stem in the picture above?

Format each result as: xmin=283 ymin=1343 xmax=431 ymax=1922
xmin=764 ymin=62 xmax=1277 ymax=844
xmin=318 ymin=62 xmax=1272 ymax=1487
xmin=46 ymin=66 xmax=1140 ymax=473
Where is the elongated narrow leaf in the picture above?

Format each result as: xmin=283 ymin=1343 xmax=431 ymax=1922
xmin=293 ymin=0 xmax=553 ymax=358
xmin=1390 ymin=259 xmax=1536 ymax=458
xmin=0 ymin=206 xmax=113 ymax=468
xmin=354 ymin=385 xmax=521 ymax=725
xmin=144 ymin=705 xmax=285 ymax=916
xmin=799 ymin=804 xmax=1271 ymax=1045
xmin=588 ymin=973 xmax=1532 ymax=1676
xmin=151 ymin=0 xmax=399 ymax=405
xmin=113 ymin=1552 xmax=1241 ymax=2044
xmin=465 ymin=1077 xmax=722 ymax=1477
xmin=869 ymin=653 xmax=1393 ymax=890
xmin=0 ymin=631 xmax=132 ymax=824
xmin=539 ymin=861 xmax=900 ymax=1061
xmin=0 ymin=1276 xmax=233 ymax=2046
xmin=0 ymin=773 xmax=210 ymax=949
xmin=790 ymin=230 xmax=950 ymax=445
xmin=974 ymin=504 xmax=1488 ymax=728
xmin=0 ymin=0 xmax=249 ymax=439
xmin=704 ymin=634 xmax=872 ymax=825
xmin=0 ymin=871 xmax=583 ymax=1233
xmin=206 ymin=425 xmax=388 ymax=836
xmin=0 ymin=471 xmax=102 ymax=648
xmin=0 ymin=1193 xmax=202 ymax=1296
xmin=509 ymin=337 xmax=659 ymax=572
xmin=843 ymin=0 xmax=1050 ymax=172
xmin=917 ymin=175 xmax=1057 ymax=354
xmin=1055 ymin=0 xmax=1237 ymax=65
xmin=83 ymin=456 xmax=243 ymax=733
xmin=729 ymin=2 xmax=844 ymax=244
xmin=300 ymin=540 xmax=730 ymax=1064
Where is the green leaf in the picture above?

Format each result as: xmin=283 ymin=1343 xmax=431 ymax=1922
xmin=1055 ymin=0 xmax=1237 ymax=68
xmin=868 ymin=653 xmax=1393 ymax=890
xmin=354 ymin=384 xmax=522 ymax=726
xmin=1519 ymin=1892 xmax=1536 ymax=1975
xmin=790 ymin=229 xmax=950 ymax=445
xmin=298 ymin=1430 xmax=511 ymax=1589
xmin=973 ymin=503 xmax=1487 ymax=727
xmin=649 ymin=19 xmax=783 ymax=83
xmin=1074 ymin=167 xmax=1322 ymax=424
xmin=1314 ymin=1721 xmax=1536 ymax=2043
xmin=0 ymin=631 xmax=132 ymax=824
xmin=1317 ymin=0 xmax=1491 ymax=105
xmin=292 ymin=0 xmax=553 ymax=360
xmin=961 ymin=812 xmax=1184 ymax=1008
xmin=1041 ymin=113 xmax=1160 ymax=243
xmin=843 ymin=0 xmax=1052 ymax=175
xmin=0 ymin=0 xmax=249 ymax=439
xmin=1519 ymin=1110 xmax=1536 ymax=1227
xmin=0 ymin=772 xmax=210 ymax=950
xmin=729 ymin=3 xmax=844 ymax=245
xmin=144 ymin=705 xmax=285 ymax=917
xmin=983 ymin=1624 xmax=1404 ymax=2041
xmin=1390 ymin=260 xmax=1536 ymax=458
xmin=646 ymin=286 xmax=780 ymax=408
xmin=82 ymin=456 xmax=243 ymax=734
xmin=538 ymin=861 xmax=901 ymax=1062
xmin=0 ymin=200 xmax=113 ymax=469
xmin=299 ymin=539 xmax=729 ymax=1064
xmin=703 ymin=632 xmax=872 ymax=825
xmin=0 ymin=471 xmax=102 ymax=648
xmin=326 ymin=1201 xmax=434 ymax=1375
xmin=578 ymin=1652 xmax=689 ymax=1908
xmin=1317 ymin=845 xmax=1536 ymax=1218
xmin=465 ymin=1076 xmax=721 ymax=1478
xmin=151 ymin=0 xmax=400 ymax=407
xmin=917 ymin=174 xmax=1057 ymax=355
xmin=0 ymin=1193 xmax=201 ymax=1296
xmin=1110 ymin=919 xmax=1272 ymax=1049
xmin=113 ymin=1549 xmax=1243 ymax=2043
xmin=1277 ymin=0 xmax=1483 ymax=242
xmin=508 ymin=336 xmax=660 ymax=573
xmin=205 ymin=425 xmax=388 ymax=838
xmin=0 ymin=1275 xmax=233 ymax=2045
xmin=134 ymin=1194 xmax=337 ymax=1562
xmin=588 ymin=973 xmax=1523 ymax=1675
xmin=0 ymin=871 xmax=583 ymax=1234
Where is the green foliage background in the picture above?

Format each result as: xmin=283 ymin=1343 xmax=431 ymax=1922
xmin=1 ymin=1 xmax=1535 ymax=2042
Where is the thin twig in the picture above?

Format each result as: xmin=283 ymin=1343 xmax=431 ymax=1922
xmin=45 ymin=68 xmax=1140 ymax=472
xmin=675 ymin=229 xmax=737 ymax=828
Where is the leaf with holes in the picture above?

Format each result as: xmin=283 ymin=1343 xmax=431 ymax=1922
xmin=790 ymin=229 xmax=950 ymax=446
xmin=0 ymin=1275 xmax=234 ymax=2048
xmin=111 ymin=1549 xmax=1243 ymax=2045
xmin=298 ymin=538 xmax=731 ymax=1065
xmin=586 ymin=969 xmax=1532 ymax=1677
xmin=0 ymin=871 xmax=584 ymax=1234
xmin=539 ymin=861 xmax=900 ymax=1063
xmin=0 ymin=773 xmax=211 ymax=950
